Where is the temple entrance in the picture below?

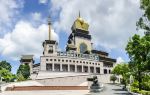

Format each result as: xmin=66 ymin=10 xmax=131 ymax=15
xmin=77 ymin=65 xmax=82 ymax=72
xmin=96 ymin=67 xmax=100 ymax=74
xmin=104 ymin=69 xmax=107 ymax=74
xmin=54 ymin=64 xmax=60 ymax=71
xmin=90 ymin=67 xmax=94 ymax=73
xmin=62 ymin=64 xmax=68 ymax=72
xmin=83 ymin=66 xmax=88 ymax=73
xmin=70 ymin=65 xmax=75 ymax=72
xmin=46 ymin=64 xmax=52 ymax=71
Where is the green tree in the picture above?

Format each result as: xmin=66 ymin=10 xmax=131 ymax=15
xmin=112 ymin=63 xmax=130 ymax=88
xmin=126 ymin=34 xmax=150 ymax=90
xmin=137 ymin=0 xmax=150 ymax=32
xmin=126 ymin=0 xmax=150 ymax=91
xmin=17 ymin=72 xmax=25 ymax=81
xmin=110 ymin=75 xmax=117 ymax=84
xmin=0 ymin=61 xmax=12 ymax=71
xmin=0 ymin=68 xmax=15 ymax=82
xmin=17 ymin=64 xmax=30 ymax=79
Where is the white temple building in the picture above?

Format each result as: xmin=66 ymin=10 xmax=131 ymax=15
xmin=20 ymin=14 xmax=116 ymax=85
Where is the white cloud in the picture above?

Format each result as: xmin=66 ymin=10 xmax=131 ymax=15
xmin=117 ymin=57 xmax=125 ymax=64
xmin=0 ymin=20 xmax=59 ymax=60
xmin=0 ymin=0 xmax=23 ymax=36
xmin=31 ymin=12 xmax=42 ymax=21
xmin=39 ymin=0 xmax=48 ymax=4
xmin=51 ymin=0 xmax=142 ymax=51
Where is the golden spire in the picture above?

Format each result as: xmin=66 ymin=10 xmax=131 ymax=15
xmin=48 ymin=15 xmax=51 ymax=40
xmin=79 ymin=11 xmax=80 ymax=18
xmin=72 ymin=11 xmax=89 ymax=31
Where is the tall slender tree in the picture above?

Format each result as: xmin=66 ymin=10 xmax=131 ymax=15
xmin=17 ymin=64 xmax=30 ymax=79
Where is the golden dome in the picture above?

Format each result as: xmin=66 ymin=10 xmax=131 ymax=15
xmin=72 ymin=16 xmax=89 ymax=31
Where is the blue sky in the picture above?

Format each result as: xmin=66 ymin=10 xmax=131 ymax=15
xmin=0 ymin=0 xmax=142 ymax=74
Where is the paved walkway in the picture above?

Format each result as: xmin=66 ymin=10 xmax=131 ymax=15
xmin=99 ymin=83 xmax=131 ymax=95
xmin=0 ymin=84 xmax=131 ymax=95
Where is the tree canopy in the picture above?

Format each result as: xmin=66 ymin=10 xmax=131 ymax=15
xmin=125 ymin=34 xmax=150 ymax=90
xmin=112 ymin=63 xmax=130 ymax=88
xmin=0 ymin=61 xmax=12 ymax=72
xmin=0 ymin=68 xmax=16 ymax=82
xmin=137 ymin=0 xmax=150 ymax=32
xmin=17 ymin=64 xmax=30 ymax=79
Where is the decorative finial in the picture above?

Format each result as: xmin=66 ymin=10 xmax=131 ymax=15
xmin=48 ymin=15 xmax=51 ymax=25
xmin=48 ymin=15 xmax=51 ymax=40
xmin=79 ymin=11 xmax=80 ymax=18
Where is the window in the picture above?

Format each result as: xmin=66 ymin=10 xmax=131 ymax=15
xmin=69 ymin=60 xmax=72 ymax=62
xmin=54 ymin=59 xmax=56 ymax=61
xmin=48 ymin=46 xmax=53 ymax=53
xmin=80 ymin=61 xmax=82 ymax=63
xmin=62 ymin=60 xmax=64 ymax=62
xmin=76 ymin=61 xmax=78 ymax=63
xmin=48 ymin=49 xmax=53 ymax=53
xmin=109 ymin=70 xmax=111 ymax=74
xmin=50 ymin=59 xmax=53 ymax=61
xmin=104 ymin=69 xmax=107 ymax=74
xmin=73 ymin=60 xmax=75 ymax=63
xmin=79 ymin=43 xmax=87 ymax=53
xmin=66 ymin=60 xmax=68 ymax=62
xmin=86 ymin=62 xmax=88 ymax=64
xmin=46 ymin=59 xmax=48 ymax=61
xmin=58 ymin=59 xmax=60 ymax=62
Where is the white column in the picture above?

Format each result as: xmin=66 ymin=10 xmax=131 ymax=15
xmin=107 ymin=69 xmax=109 ymax=74
xmin=68 ymin=64 xmax=70 ymax=72
xmin=82 ymin=65 xmax=84 ymax=72
xmin=100 ymin=67 xmax=103 ymax=74
xmin=88 ymin=66 xmax=90 ymax=73
xmin=75 ymin=65 xmax=77 ymax=72
xmin=52 ymin=63 xmax=54 ymax=71
xmin=94 ymin=66 xmax=96 ymax=73
xmin=60 ymin=64 xmax=62 ymax=71
xmin=99 ymin=67 xmax=101 ymax=74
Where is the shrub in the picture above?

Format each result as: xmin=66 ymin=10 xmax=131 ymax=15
xmin=131 ymin=81 xmax=139 ymax=88
xmin=141 ymin=81 xmax=150 ymax=91
xmin=139 ymin=90 xmax=150 ymax=95
xmin=110 ymin=75 xmax=117 ymax=83
xmin=131 ymin=87 xmax=139 ymax=93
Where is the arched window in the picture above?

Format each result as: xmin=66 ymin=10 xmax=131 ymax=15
xmin=79 ymin=43 xmax=87 ymax=53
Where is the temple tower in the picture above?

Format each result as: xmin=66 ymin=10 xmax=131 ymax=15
xmin=66 ymin=13 xmax=92 ymax=54
xmin=42 ymin=16 xmax=58 ymax=56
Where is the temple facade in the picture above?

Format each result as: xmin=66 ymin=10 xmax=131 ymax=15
xmin=20 ymin=14 xmax=116 ymax=77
